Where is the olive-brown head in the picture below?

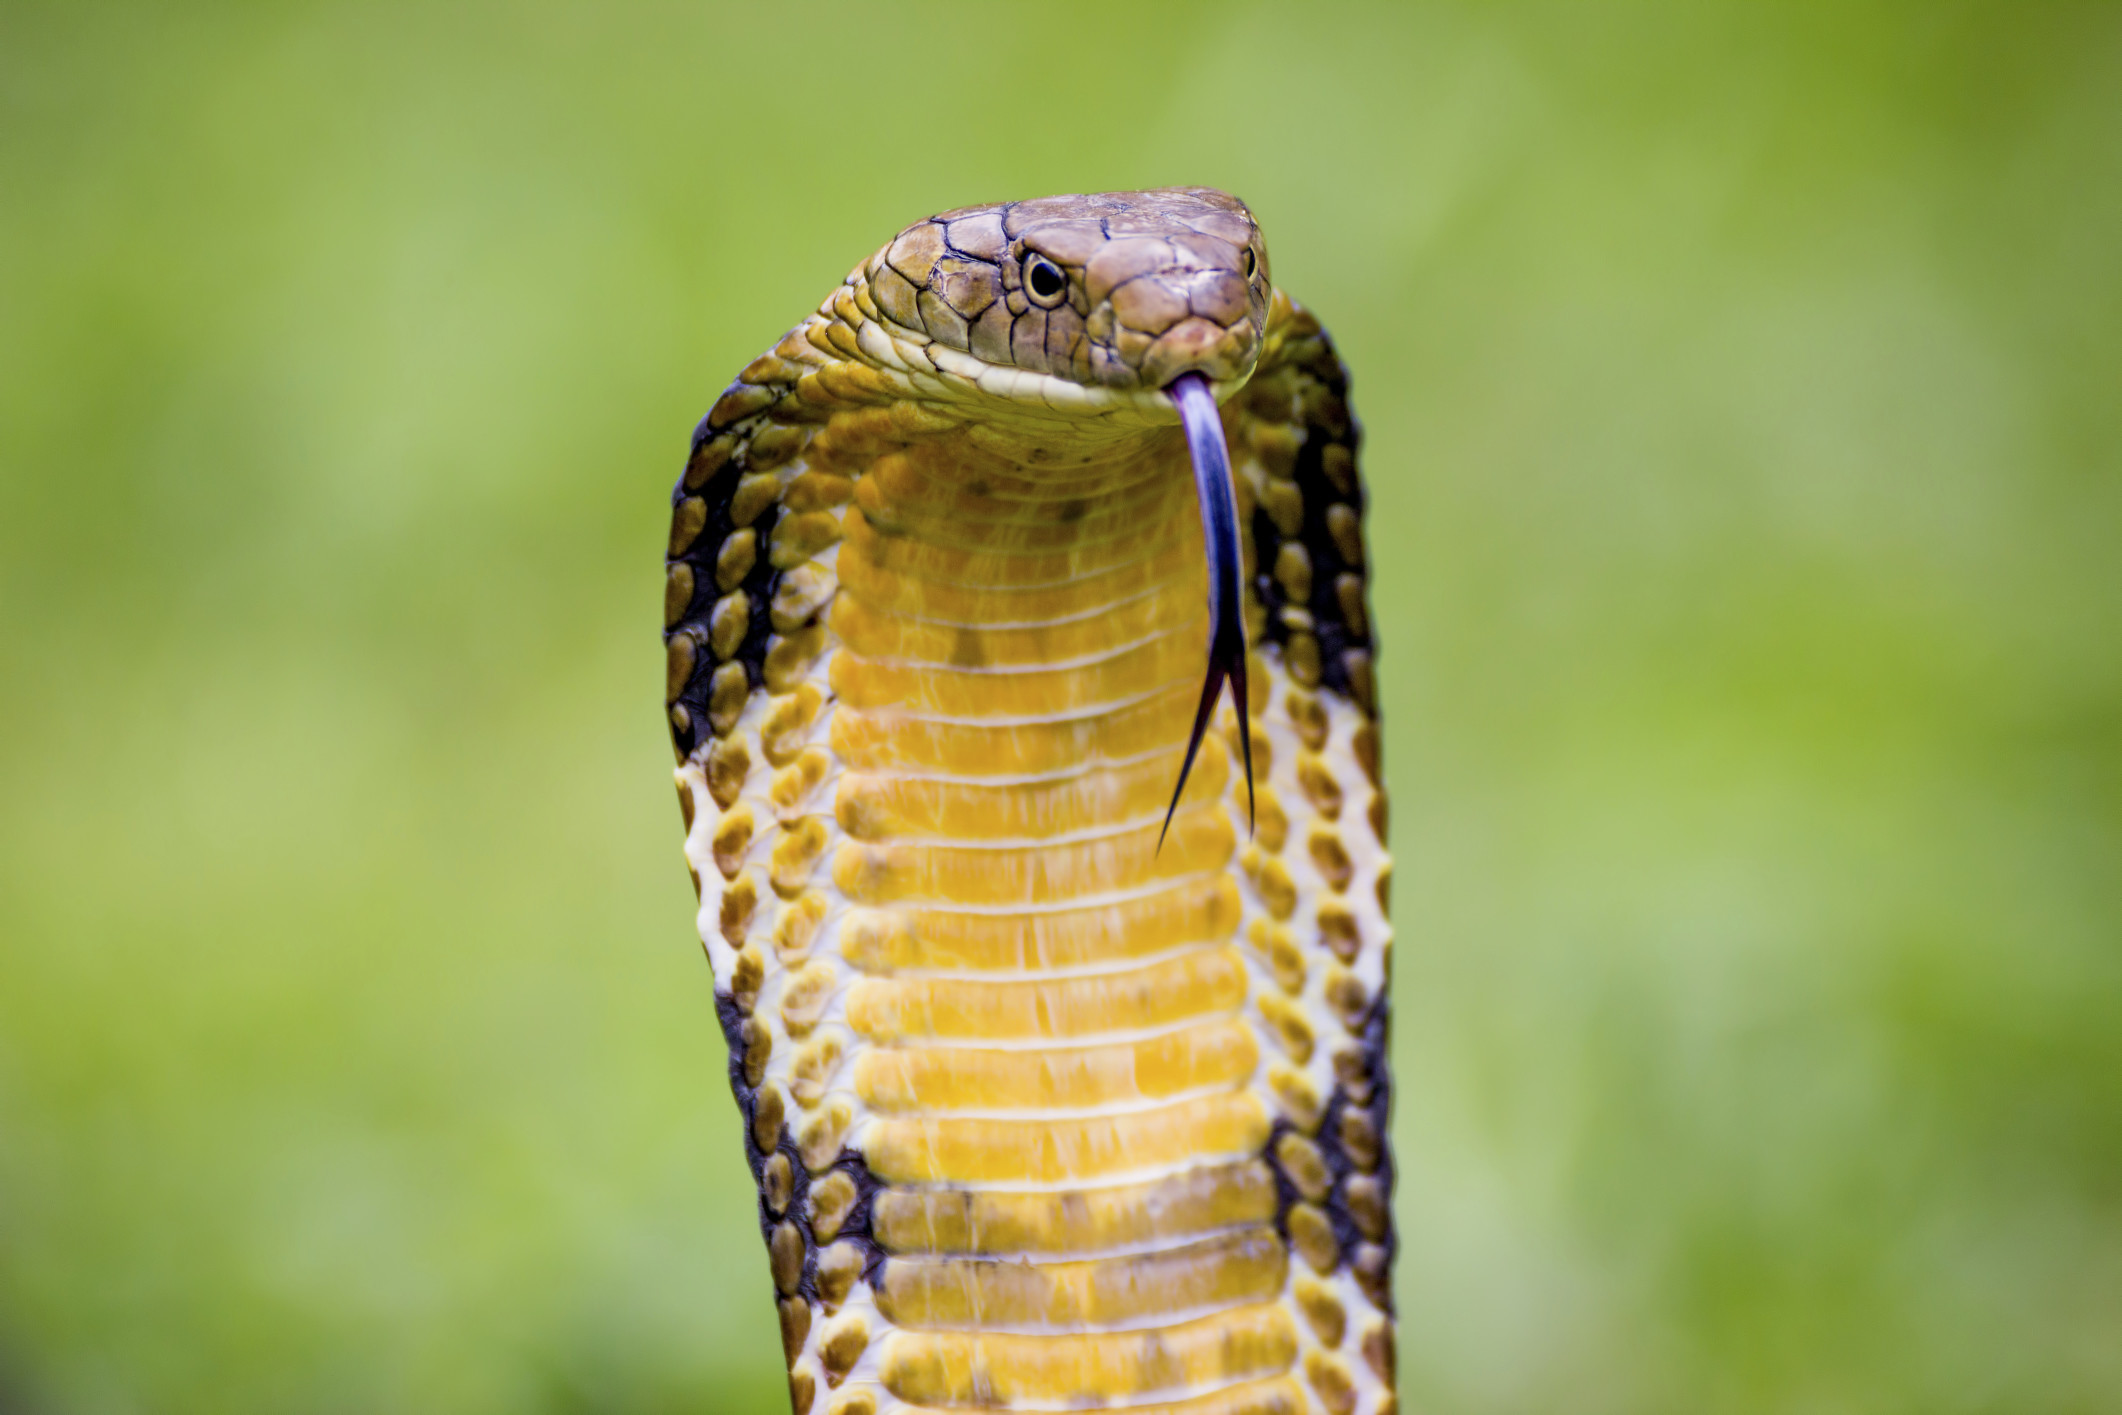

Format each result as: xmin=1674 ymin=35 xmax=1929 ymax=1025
xmin=862 ymin=186 xmax=1271 ymax=394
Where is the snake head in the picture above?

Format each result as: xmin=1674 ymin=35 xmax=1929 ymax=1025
xmin=863 ymin=187 xmax=1271 ymax=399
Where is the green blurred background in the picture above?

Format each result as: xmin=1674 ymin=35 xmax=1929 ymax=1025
xmin=3 ymin=2 xmax=2118 ymax=1411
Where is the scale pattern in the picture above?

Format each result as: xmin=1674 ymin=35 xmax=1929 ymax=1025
xmin=663 ymin=189 xmax=1394 ymax=1415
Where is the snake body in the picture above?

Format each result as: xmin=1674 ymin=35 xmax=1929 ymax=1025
xmin=663 ymin=188 xmax=1393 ymax=1415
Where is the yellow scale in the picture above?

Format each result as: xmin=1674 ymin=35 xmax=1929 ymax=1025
xmin=665 ymin=189 xmax=1394 ymax=1415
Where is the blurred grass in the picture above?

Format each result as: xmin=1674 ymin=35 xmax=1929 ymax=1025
xmin=2 ymin=1 xmax=2118 ymax=1411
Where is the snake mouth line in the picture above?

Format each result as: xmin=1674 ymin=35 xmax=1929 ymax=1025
xmin=1163 ymin=372 xmax=1256 ymax=849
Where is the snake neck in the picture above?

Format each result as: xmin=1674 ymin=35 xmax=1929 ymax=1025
xmin=846 ymin=420 xmax=1204 ymax=595
xmin=824 ymin=410 xmax=1228 ymax=826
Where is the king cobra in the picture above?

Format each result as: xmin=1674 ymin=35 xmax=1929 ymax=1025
xmin=663 ymin=188 xmax=1393 ymax=1415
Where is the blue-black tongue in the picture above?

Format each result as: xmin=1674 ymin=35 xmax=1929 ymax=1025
xmin=1162 ymin=372 xmax=1255 ymax=850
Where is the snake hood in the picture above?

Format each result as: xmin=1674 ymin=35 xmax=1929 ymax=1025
xmin=664 ymin=187 xmax=1394 ymax=1415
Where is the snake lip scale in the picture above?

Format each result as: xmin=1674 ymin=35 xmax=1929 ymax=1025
xmin=664 ymin=187 xmax=1394 ymax=1415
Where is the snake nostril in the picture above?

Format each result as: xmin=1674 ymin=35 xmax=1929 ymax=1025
xmin=1242 ymin=247 xmax=1257 ymax=280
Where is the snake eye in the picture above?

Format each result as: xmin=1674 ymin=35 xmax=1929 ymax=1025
xmin=1022 ymin=254 xmax=1069 ymax=308
xmin=1242 ymin=247 xmax=1257 ymax=280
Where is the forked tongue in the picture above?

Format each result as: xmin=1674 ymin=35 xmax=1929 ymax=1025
xmin=1161 ymin=371 xmax=1255 ymax=850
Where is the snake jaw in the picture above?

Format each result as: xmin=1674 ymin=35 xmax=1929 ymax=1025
xmin=1162 ymin=371 xmax=1255 ymax=851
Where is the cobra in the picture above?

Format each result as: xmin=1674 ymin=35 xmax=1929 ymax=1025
xmin=663 ymin=188 xmax=1393 ymax=1415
